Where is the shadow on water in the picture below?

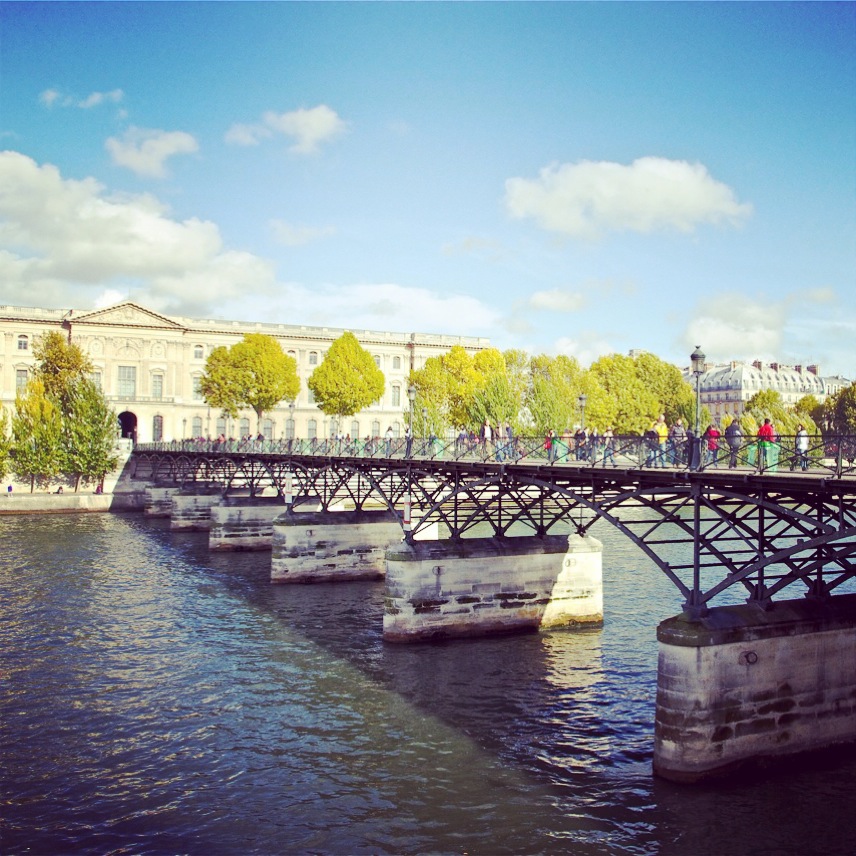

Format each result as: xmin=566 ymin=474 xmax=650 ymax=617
xmin=160 ymin=516 xmax=856 ymax=856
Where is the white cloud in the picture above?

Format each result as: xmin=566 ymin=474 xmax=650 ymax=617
xmin=683 ymin=293 xmax=787 ymax=363
xmin=105 ymin=127 xmax=198 ymax=178
xmin=505 ymin=157 xmax=752 ymax=240
xmin=527 ymin=288 xmax=586 ymax=313
xmin=225 ymin=105 xmax=347 ymax=154
xmin=78 ymin=89 xmax=124 ymax=109
xmin=270 ymin=219 xmax=335 ymax=247
xmin=0 ymin=150 xmax=276 ymax=315
xmin=39 ymin=89 xmax=61 ymax=108
xmin=441 ymin=236 xmax=506 ymax=262
xmin=554 ymin=333 xmax=615 ymax=368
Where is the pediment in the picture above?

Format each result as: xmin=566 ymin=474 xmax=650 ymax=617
xmin=71 ymin=302 xmax=184 ymax=330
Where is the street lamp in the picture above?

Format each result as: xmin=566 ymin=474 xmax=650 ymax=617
xmin=288 ymin=400 xmax=295 ymax=440
xmin=578 ymin=393 xmax=588 ymax=430
xmin=691 ymin=345 xmax=705 ymax=437
xmin=407 ymin=385 xmax=417 ymax=458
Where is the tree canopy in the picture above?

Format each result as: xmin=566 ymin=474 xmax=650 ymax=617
xmin=32 ymin=331 xmax=93 ymax=409
xmin=12 ymin=380 xmax=63 ymax=491
xmin=307 ymin=331 xmax=385 ymax=420
xmin=200 ymin=333 xmax=299 ymax=430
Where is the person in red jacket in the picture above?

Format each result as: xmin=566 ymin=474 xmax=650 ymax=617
xmin=703 ymin=424 xmax=721 ymax=468
xmin=757 ymin=418 xmax=775 ymax=470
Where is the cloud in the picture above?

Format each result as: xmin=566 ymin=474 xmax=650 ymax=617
xmin=225 ymin=105 xmax=347 ymax=154
xmin=39 ymin=88 xmax=124 ymax=109
xmin=105 ymin=127 xmax=198 ymax=177
xmin=683 ymin=292 xmax=787 ymax=363
xmin=527 ymin=288 xmax=586 ymax=313
xmin=0 ymin=150 xmax=276 ymax=315
xmin=554 ymin=333 xmax=616 ymax=368
xmin=505 ymin=157 xmax=752 ymax=240
xmin=441 ymin=236 xmax=506 ymax=262
xmin=270 ymin=219 xmax=335 ymax=247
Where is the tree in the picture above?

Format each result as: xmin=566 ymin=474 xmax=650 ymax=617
xmin=826 ymin=386 xmax=856 ymax=433
xmin=12 ymin=380 xmax=63 ymax=491
xmin=200 ymin=333 xmax=299 ymax=431
xmin=63 ymin=379 xmax=120 ymax=491
xmin=524 ymin=354 xmax=587 ymax=434
xmin=308 ymin=332 xmax=385 ymax=423
xmin=633 ymin=352 xmax=695 ymax=426
xmin=588 ymin=354 xmax=660 ymax=433
xmin=0 ymin=406 xmax=11 ymax=480
xmin=33 ymin=331 xmax=93 ymax=410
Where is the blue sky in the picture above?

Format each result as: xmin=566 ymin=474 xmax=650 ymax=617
xmin=1 ymin=2 xmax=854 ymax=376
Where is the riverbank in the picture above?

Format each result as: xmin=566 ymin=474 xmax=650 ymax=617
xmin=0 ymin=491 xmax=146 ymax=514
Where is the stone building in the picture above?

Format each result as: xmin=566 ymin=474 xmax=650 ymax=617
xmin=0 ymin=302 xmax=489 ymax=443
xmin=688 ymin=360 xmax=835 ymax=420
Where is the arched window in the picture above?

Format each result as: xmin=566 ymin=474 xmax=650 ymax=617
xmin=152 ymin=415 xmax=164 ymax=442
xmin=17 ymin=335 xmax=28 ymax=351
xmin=239 ymin=417 xmax=250 ymax=437
xmin=392 ymin=421 xmax=401 ymax=438
xmin=309 ymin=351 xmax=319 ymax=366
xmin=262 ymin=418 xmax=273 ymax=440
xmin=216 ymin=417 xmax=226 ymax=436
xmin=307 ymin=419 xmax=317 ymax=440
xmin=371 ymin=420 xmax=380 ymax=437
xmin=192 ymin=416 xmax=203 ymax=437
xmin=286 ymin=418 xmax=295 ymax=439
xmin=350 ymin=420 xmax=359 ymax=438
xmin=393 ymin=356 xmax=401 ymax=370
xmin=194 ymin=345 xmax=204 ymax=359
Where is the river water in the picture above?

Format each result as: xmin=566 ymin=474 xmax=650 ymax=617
xmin=2 ymin=512 xmax=855 ymax=855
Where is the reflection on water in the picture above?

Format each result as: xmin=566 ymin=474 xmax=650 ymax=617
xmin=1 ymin=513 xmax=855 ymax=855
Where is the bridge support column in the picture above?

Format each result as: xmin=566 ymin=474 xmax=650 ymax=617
xmin=271 ymin=510 xmax=408 ymax=583
xmin=383 ymin=534 xmax=603 ymax=642
xmin=144 ymin=485 xmax=181 ymax=518
xmin=209 ymin=497 xmax=288 ymax=551
xmin=654 ymin=594 xmax=856 ymax=782
xmin=170 ymin=488 xmax=224 ymax=531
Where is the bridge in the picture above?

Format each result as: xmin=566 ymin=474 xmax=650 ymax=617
xmin=130 ymin=435 xmax=856 ymax=782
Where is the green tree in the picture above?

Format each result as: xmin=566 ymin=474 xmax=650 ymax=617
xmin=525 ymin=354 xmax=586 ymax=434
xmin=826 ymin=386 xmax=856 ymax=433
xmin=633 ymin=352 xmax=695 ymax=426
xmin=794 ymin=394 xmax=823 ymax=425
xmin=200 ymin=333 xmax=299 ymax=431
xmin=63 ymin=379 xmax=120 ymax=491
xmin=33 ymin=330 xmax=93 ymax=410
xmin=0 ymin=406 xmax=11 ymax=480
xmin=308 ymin=331 xmax=385 ymax=421
xmin=12 ymin=380 xmax=63 ymax=491
xmin=588 ymin=353 xmax=660 ymax=433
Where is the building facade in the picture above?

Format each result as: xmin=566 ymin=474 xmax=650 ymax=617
xmin=687 ymin=360 xmax=838 ymax=420
xmin=0 ymin=302 xmax=489 ymax=443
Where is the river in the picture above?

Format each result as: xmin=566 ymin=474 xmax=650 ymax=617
xmin=1 ymin=512 xmax=855 ymax=855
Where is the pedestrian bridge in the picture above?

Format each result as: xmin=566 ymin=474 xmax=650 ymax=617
xmin=132 ymin=433 xmax=856 ymax=616
xmin=130 ymin=434 xmax=856 ymax=782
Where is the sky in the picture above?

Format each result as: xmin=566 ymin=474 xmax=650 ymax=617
xmin=1 ymin=1 xmax=854 ymax=376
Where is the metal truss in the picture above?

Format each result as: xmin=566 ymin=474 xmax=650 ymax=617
xmin=132 ymin=446 xmax=856 ymax=615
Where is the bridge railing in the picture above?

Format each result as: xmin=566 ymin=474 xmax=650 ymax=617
xmin=134 ymin=433 xmax=856 ymax=477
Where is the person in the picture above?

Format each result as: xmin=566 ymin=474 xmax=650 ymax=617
xmin=668 ymin=419 xmax=687 ymax=466
xmin=384 ymin=426 xmax=394 ymax=456
xmin=574 ymin=426 xmax=587 ymax=461
xmin=724 ymin=418 xmax=743 ymax=468
xmin=703 ymin=424 xmax=721 ymax=468
xmin=795 ymin=424 xmax=810 ymax=471
xmin=653 ymin=415 xmax=669 ymax=467
xmin=757 ymin=418 xmax=775 ymax=470
xmin=602 ymin=426 xmax=616 ymax=467
xmin=545 ymin=428 xmax=556 ymax=463
xmin=405 ymin=423 xmax=413 ymax=459
xmin=6 ymin=484 xmax=12 ymax=497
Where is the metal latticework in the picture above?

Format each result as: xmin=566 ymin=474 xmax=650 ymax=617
xmin=132 ymin=445 xmax=856 ymax=615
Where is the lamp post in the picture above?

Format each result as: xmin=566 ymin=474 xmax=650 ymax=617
xmin=182 ymin=417 xmax=187 ymax=442
xmin=288 ymin=401 xmax=295 ymax=441
xmin=578 ymin=393 xmax=588 ymax=430
xmin=691 ymin=345 xmax=706 ymax=471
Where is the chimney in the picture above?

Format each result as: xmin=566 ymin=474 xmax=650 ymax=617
xmin=770 ymin=362 xmax=779 ymax=372
xmin=807 ymin=364 xmax=819 ymax=375
xmin=795 ymin=365 xmax=802 ymax=374
xmin=752 ymin=360 xmax=763 ymax=371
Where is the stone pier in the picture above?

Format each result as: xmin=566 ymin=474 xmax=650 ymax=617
xmin=654 ymin=594 xmax=856 ymax=782
xmin=209 ymin=497 xmax=287 ymax=551
xmin=271 ymin=509 xmax=407 ymax=583
xmin=170 ymin=488 xmax=225 ymax=531
xmin=383 ymin=534 xmax=603 ymax=642
xmin=144 ymin=485 xmax=181 ymax=517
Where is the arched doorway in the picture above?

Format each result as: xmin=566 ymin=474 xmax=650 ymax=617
xmin=118 ymin=411 xmax=138 ymax=442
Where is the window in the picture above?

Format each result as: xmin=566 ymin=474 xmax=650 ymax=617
xmin=351 ymin=420 xmax=359 ymax=438
xmin=391 ymin=385 xmax=401 ymax=407
xmin=90 ymin=371 xmax=102 ymax=390
xmin=373 ymin=355 xmax=381 ymax=367
xmin=192 ymin=416 xmax=203 ymax=437
xmin=307 ymin=387 xmax=316 ymax=404
xmin=152 ymin=415 xmax=164 ymax=442
xmin=152 ymin=374 xmax=163 ymax=400
xmin=239 ymin=417 xmax=250 ymax=437
xmin=194 ymin=345 xmax=204 ymax=359
xmin=393 ymin=356 xmax=401 ymax=370
xmin=216 ymin=417 xmax=226 ymax=436
xmin=17 ymin=335 xmax=28 ymax=351
xmin=371 ymin=420 xmax=380 ymax=437
xmin=16 ymin=369 xmax=28 ymax=391
xmin=118 ymin=366 xmax=136 ymax=397
xmin=285 ymin=418 xmax=295 ymax=440
xmin=307 ymin=419 xmax=317 ymax=440
xmin=262 ymin=418 xmax=273 ymax=440
xmin=309 ymin=351 xmax=318 ymax=366
xmin=192 ymin=375 xmax=203 ymax=400
xmin=392 ymin=421 xmax=401 ymax=438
